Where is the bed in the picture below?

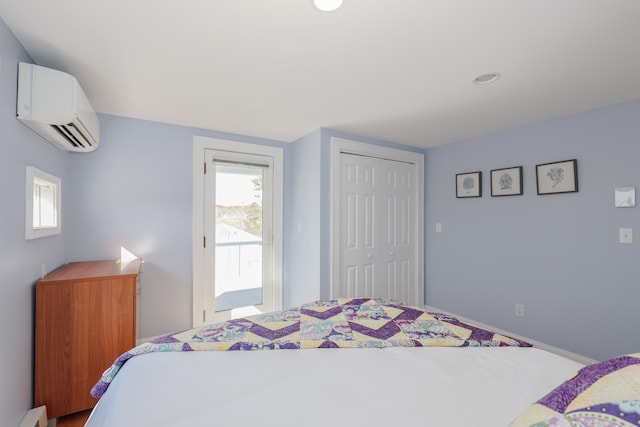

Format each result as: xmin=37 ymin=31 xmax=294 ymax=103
xmin=85 ymin=298 xmax=639 ymax=427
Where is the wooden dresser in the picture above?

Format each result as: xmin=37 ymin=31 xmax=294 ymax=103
xmin=35 ymin=259 xmax=141 ymax=419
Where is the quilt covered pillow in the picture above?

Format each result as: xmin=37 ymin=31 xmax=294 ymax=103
xmin=510 ymin=353 xmax=640 ymax=427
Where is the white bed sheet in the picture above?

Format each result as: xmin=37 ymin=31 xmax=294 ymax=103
xmin=86 ymin=346 xmax=582 ymax=427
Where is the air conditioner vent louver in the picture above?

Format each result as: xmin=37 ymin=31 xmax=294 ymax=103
xmin=53 ymin=122 xmax=95 ymax=149
xmin=17 ymin=62 xmax=100 ymax=152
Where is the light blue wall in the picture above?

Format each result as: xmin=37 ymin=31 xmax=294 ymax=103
xmin=0 ymin=18 xmax=68 ymax=426
xmin=64 ymin=118 xmax=423 ymax=339
xmin=65 ymin=114 xmax=290 ymax=339
xmin=285 ymin=129 xmax=322 ymax=307
xmin=425 ymin=99 xmax=640 ymax=361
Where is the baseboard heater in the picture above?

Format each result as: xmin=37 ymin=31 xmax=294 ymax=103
xmin=19 ymin=406 xmax=48 ymax=427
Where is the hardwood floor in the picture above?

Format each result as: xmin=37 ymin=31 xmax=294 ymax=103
xmin=57 ymin=410 xmax=92 ymax=427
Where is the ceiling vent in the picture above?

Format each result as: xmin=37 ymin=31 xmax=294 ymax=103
xmin=17 ymin=62 xmax=100 ymax=152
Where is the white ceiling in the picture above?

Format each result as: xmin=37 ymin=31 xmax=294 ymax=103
xmin=2 ymin=0 xmax=639 ymax=149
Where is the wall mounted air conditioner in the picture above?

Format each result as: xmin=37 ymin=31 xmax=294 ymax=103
xmin=17 ymin=62 xmax=100 ymax=152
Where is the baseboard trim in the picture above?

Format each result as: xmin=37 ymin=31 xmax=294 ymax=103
xmin=19 ymin=406 xmax=49 ymax=427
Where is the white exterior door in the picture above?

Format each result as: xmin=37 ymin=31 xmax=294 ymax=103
xmin=193 ymin=136 xmax=283 ymax=327
xmin=339 ymin=153 xmax=419 ymax=305
xmin=203 ymin=149 xmax=276 ymax=322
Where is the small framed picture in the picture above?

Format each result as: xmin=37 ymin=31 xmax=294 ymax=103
xmin=491 ymin=166 xmax=523 ymax=197
xmin=536 ymin=159 xmax=578 ymax=195
xmin=456 ymin=171 xmax=482 ymax=198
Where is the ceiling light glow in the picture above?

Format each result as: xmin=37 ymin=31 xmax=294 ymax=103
xmin=473 ymin=73 xmax=501 ymax=85
xmin=314 ymin=0 xmax=343 ymax=12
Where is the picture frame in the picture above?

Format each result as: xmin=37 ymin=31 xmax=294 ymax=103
xmin=456 ymin=171 xmax=482 ymax=198
xmin=490 ymin=166 xmax=523 ymax=197
xmin=536 ymin=159 xmax=578 ymax=195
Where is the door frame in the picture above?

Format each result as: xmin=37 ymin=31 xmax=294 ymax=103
xmin=192 ymin=136 xmax=283 ymax=327
xmin=330 ymin=137 xmax=424 ymax=304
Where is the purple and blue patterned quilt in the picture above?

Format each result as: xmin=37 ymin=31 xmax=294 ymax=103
xmin=510 ymin=353 xmax=640 ymax=427
xmin=91 ymin=298 xmax=530 ymax=398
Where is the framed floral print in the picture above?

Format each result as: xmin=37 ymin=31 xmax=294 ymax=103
xmin=536 ymin=159 xmax=578 ymax=195
xmin=456 ymin=171 xmax=482 ymax=198
xmin=491 ymin=166 xmax=523 ymax=197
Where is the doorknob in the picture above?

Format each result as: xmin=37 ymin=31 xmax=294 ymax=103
xmin=389 ymin=251 xmax=395 ymax=256
xmin=367 ymin=254 xmax=373 ymax=259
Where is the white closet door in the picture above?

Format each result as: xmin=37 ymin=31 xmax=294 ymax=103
xmin=339 ymin=153 xmax=417 ymax=305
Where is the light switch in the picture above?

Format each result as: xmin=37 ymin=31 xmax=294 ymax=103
xmin=435 ymin=223 xmax=442 ymax=233
xmin=619 ymin=228 xmax=633 ymax=244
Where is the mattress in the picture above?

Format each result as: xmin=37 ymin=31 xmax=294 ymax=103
xmin=86 ymin=346 xmax=583 ymax=427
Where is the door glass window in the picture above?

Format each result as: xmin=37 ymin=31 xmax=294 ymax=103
xmin=214 ymin=163 xmax=264 ymax=312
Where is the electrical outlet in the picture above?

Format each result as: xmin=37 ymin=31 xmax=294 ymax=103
xmin=515 ymin=304 xmax=525 ymax=317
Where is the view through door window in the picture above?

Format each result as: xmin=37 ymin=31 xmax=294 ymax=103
xmin=214 ymin=163 xmax=264 ymax=313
